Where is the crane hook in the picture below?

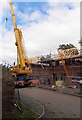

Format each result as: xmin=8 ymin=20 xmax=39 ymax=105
xmin=6 ymin=18 xmax=8 ymax=28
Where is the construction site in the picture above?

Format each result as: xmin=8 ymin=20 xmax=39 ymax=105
xmin=1 ymin=0 xmax=82 ymax=119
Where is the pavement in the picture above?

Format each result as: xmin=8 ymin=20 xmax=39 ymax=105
xmin=35 ymin=84 xmax=81 ymax=97
xmin=19 ymin=87 xmax=80 ymax=118
xmin=15 ymin=89 xmax=44 ymax=116
xmin=15 ymin=84 xmax=81 ymax=119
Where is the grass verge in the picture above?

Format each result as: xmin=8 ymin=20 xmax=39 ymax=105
xmin=14 ymin=102 xmax=39 ymax=119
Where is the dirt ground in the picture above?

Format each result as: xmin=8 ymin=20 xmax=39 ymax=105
xmin=2 ymin=66 xmax=14 ymax=119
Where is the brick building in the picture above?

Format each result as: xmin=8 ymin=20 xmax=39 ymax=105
xmin=44 ymin=54 xmax=82 ymax=86
xmin=30 ymin=63 xmax=53 ymax=84
xmin=30 ymin=50 xmax=82 ymax=86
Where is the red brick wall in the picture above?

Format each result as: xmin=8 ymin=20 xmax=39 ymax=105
xmin=30 ymin=63 xmax=82 ymax=86
xmin=31 ymin=64 xmax=53 ymax=84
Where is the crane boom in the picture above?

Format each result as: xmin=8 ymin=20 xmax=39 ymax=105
xmin=9 ymin=0 xmax=32 ymax=75
xmin=9 ymin=1 xmax=17 ymax=29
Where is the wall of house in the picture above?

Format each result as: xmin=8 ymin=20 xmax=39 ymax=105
xmin=31 ymin=64 xmax=53 ymax=84
xmin=30 ymin=56 xmax=82 ymax=87
xmin=52 ymin=58 xmax=82 ymax=87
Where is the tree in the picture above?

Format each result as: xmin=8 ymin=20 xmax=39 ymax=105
xmin=58 ymin=43 xmax=76 ymax=50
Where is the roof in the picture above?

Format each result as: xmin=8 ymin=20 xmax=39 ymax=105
xmin=29 ymin=48 xmax=82 ymax=63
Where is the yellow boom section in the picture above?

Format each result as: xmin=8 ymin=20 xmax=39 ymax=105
xmin=9 ymin=0 xmax=32 ymax=75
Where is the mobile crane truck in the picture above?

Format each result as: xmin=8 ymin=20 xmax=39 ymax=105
xmin=9 ymin=0 xmax=32 ymax=87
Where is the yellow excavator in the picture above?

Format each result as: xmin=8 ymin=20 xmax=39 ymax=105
xmin=9 ymin=0 xmax=32 ymax=86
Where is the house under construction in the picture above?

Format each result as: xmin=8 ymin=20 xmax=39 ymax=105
xmin=30 ymin=48 xmax=82 ymax=87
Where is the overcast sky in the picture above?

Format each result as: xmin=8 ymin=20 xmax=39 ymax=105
xmin=0 ymin=0 xmax=81 ymax=65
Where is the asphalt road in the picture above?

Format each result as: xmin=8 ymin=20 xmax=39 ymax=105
xmin=16 ymin=87 xmax=80 ymax=118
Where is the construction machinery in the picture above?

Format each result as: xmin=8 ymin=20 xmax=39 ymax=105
xmin=9 ymin=0 xmax=32 ymax=86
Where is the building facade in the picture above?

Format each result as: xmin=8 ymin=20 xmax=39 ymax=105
xmin=30 ymin=50 xmax=82 ymax=86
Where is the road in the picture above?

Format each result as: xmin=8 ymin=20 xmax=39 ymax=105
xmin=16 ymin=87 xmax=80 ymax=118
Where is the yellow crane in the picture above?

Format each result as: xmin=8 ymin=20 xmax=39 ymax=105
xmin=9 ymin=0 xmax=32 ymax=76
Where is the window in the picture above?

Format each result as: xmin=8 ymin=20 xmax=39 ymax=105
xmin=61 ymin=73 xmax=66 ymax=80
